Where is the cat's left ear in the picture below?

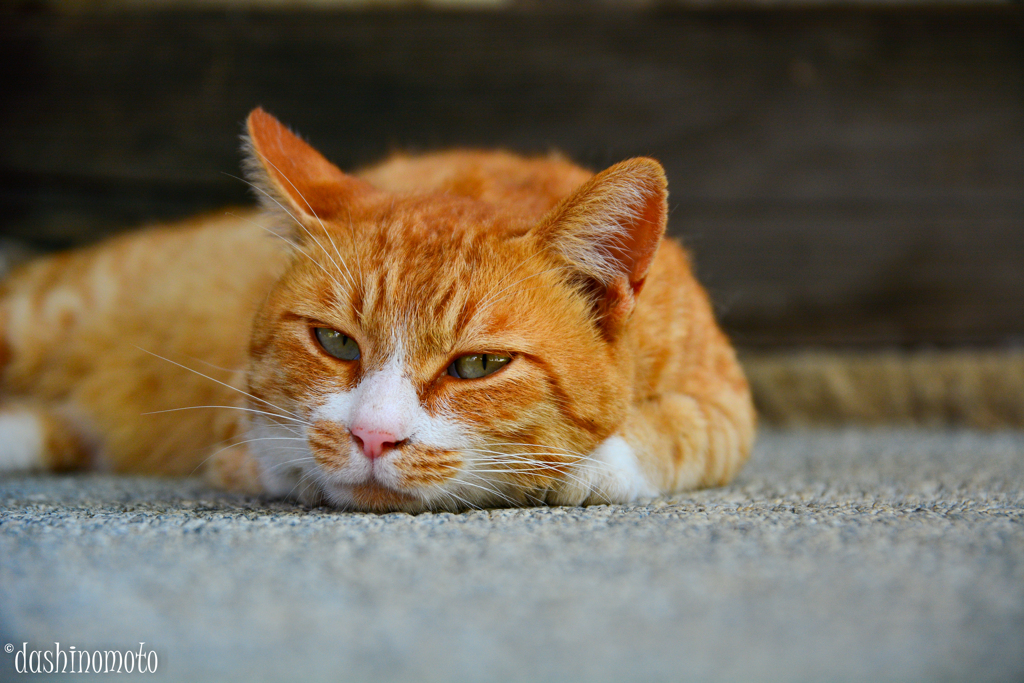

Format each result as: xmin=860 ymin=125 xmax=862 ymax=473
xmin=534 ymin=157 xmax=668 ymax=336
xmin=243 ymin=107 xmax=377 ymax=238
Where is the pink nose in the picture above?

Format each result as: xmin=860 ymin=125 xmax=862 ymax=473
xmin=350 ymin=426 xmax=401 ymax=460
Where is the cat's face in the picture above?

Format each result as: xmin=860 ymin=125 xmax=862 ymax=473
xmin=242 ymin=109 xmax=666 ymax=511
xmin=247 ymin=200 xmax=629 ymax=510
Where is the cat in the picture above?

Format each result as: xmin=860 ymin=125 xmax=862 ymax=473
xmin=0 ymin=107 xmax=755 ymax=512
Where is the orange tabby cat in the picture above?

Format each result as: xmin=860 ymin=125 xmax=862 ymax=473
xmin=0 ymin=108 xmax=754 ymax=511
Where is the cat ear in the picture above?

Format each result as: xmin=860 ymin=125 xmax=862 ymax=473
xmin=242 ymin=107 xmax=377 ymax=236
xmin=535 ymin=157 xmax=668 ymax=336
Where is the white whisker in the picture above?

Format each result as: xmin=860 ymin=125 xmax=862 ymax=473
xmin=262 ymin=456 xmax=317 ymax=473
xmin=141 ymin=405 xmax=310 ymax=427
xmin=476 ymin=283 xmax=565 ymax=315
xmin=251 ymin=155 xmax=359 ymax=293
xmin=462 ymin=446 xmax=606 ymax=490
xmin=134 ymin=346 xmax=307 ymax=423
xmin=450 ymin=472 xmax=518 ymax=507
xmin=436 ymin=486 xmax=483 ymax=511
xmin=225 ymin=211 xmax=350 ymax=296
xmin=485 ymin=441 xmax=585 ymax=455
xmin=477 ymin=249 xmax=547 ymax=305
xmin=187 ymin=436 xmax=309 ymax=477
xmin=471 ymin=454 xmax=614 ymax=479
xmin=181 ymin=354 xmax=242 ymax=376
xmin=476 ymin=265 xmax=569 ymax=315
xmin=287 ymin=466 xmax=321 ymax=502
xmin=222 ymin=172 xmax=306 ymax=238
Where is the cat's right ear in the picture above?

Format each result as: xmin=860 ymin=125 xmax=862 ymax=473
xmin=242 ymin=107 xmax=377 ymax=241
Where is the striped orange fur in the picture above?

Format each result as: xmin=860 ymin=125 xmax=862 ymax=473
xmin=0 ymin=108 xmax=754 ymax=511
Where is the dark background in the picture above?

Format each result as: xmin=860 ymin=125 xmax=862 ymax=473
xmin=2 ymin=7 xmax=1022 ymax=347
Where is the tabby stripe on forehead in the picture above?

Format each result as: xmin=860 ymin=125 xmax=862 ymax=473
xmin=523 ymin=355 xmax=596 ymax=433
xmin=367 ymin=264 xmax=394 ymax=322
xmin=430 ymin=280 xmax=460 ymax=325
xmin=319 ymin=282 xmax=345 ymax=312
xmin=453 ymin=298 xmax=476 ymax=338
xmin=349 ymin=280 xmax=365 ymax=320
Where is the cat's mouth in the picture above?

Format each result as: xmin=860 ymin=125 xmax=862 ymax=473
xmin=305 ymin=436 xmax=463 ymax=510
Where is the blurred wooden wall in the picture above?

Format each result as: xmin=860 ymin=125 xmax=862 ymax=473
xmin=1 ymin=8 xmax=1022 ymax=347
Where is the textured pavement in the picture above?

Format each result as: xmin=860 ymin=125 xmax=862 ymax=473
xmin=1 ymin=428 xmax=1022 ymax=682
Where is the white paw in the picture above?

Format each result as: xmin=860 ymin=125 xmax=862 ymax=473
xmin=585 ymin=435 xmax=657 ymax=503
xmin=0 ymin=410 xmax=45 ymax=472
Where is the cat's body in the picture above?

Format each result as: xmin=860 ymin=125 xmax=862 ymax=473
xmin=0 ymin=109 xmax=754 ymax=511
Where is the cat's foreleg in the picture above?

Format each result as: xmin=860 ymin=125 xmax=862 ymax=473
xmin=550 ymin=388 xmax=751 ymax=506
xmin=621 ymin=387 xmax=756 ymax=496
xmin=201 ymin=443 xmax=265 ymax=495
xmin=543 ymin=435 xmax=657 ymax=506
xmin=0 ymin=404 xmax=94 ymax=474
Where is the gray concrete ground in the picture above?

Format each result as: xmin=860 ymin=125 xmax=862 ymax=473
xmin=1 ymin=428 xmax=1022 ymax=683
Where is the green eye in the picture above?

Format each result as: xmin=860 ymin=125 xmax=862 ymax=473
xmin=314 ymin=328 xmax=360 ymax=361
xmin=448 ymin=353 xmax=511 ymax=380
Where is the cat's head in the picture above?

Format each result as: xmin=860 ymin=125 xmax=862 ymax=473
xmin=242 ymin=108 xmax=667 ymax=511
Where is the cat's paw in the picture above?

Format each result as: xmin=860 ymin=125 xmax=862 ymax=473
xmin=204 ymin=444 xmax=264 ymax=495
xmin=547 ymin=435 xmax=658 ymax=506
xmin=582 ymin=435 xmax=658 ymax=504
xmin=0 ymin=409 xmax=46 ymax=473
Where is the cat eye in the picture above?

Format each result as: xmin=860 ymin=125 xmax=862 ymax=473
xmin=448 ymin=353 xmax=511 ymax=380
xmin=314 ymin=328 xmax=360 ymax=361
